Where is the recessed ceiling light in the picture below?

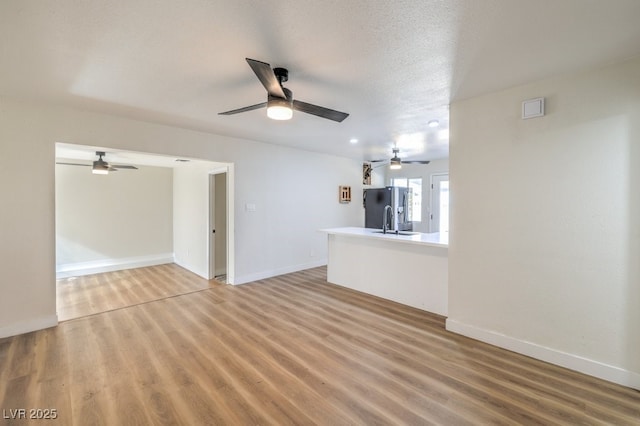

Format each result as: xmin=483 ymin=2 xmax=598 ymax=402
xmin=349 ymin=138 xmax=358 ymax=144
xmin=428 ymin=120 xmax=439 ymax=128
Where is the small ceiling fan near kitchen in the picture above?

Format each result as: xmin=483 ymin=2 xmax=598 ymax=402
xmin=369 ymin=148 xmax=430 ymax=170
xmin=219 ymin=58 xmax=349 ymax=122
xmin=56 ymin=151 xmax=138 ymax=175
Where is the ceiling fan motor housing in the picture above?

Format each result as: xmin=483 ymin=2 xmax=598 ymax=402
xmin=93 ymin=151 xmax=109 ymax=169
xmin=273 ymin=67 xmax=289 ymax=84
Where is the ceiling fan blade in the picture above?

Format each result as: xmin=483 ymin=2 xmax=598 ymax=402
xmin=111 ymin=165 xmax=138 ymax=170
xmin=218 ymin=102 xmax=267 ymax=116
xmin=403 ymin=160 xmax=431 ymax=164
xmin=246 ymin=58 xmax=286 ymax=98
xmin=56 ymin=162 xmax=91 ymax=166
xmin=292 ymin=100 xmax=349 ymax=122
xmin=368 ymin=159 xmax=388 ymax=163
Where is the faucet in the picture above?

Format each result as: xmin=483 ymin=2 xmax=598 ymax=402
xmin=383 ymin=205 xmax=393 ymax=234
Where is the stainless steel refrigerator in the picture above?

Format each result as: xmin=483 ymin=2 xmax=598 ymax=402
xmin=364 ymin=186 xmax=412 ymax=231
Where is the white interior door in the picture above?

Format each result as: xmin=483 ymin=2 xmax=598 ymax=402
xmin=430 ymin=173 xmax=449 ymax=233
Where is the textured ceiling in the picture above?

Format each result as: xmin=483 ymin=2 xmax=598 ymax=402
xmin=2 ymin=0 xmax=640 ymax=163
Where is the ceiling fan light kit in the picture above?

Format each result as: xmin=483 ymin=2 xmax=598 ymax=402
xmin=267 ymin=88 xmax=293 ymax=120
xmin=92 ymin=164 xmax=110 ymax=175
xmin=266 ymin=103 xmax=293 ymax=120
xmin=389 ymin=157 xmax=402 ymax=170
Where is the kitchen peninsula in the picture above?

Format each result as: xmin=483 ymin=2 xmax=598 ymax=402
xmin=320 ymin=227 xmax=448 ymax=316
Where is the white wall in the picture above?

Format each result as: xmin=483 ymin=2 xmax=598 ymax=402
xmin=0 ymin=100 xmax=58 ymax=337
xmin=367 ymin=163 xmax=387 ymax=188
xmin=386 ymin=159 xmax=449 ymax=232
xmin=447 ymin=56 xmax=640 ymax=389
xmin=55 ymin=163 xmax=173 ymax=275
xmin=235 ymin=147 xmax=363 ymax=283
xmin=0 ymin=98 xmax=363 ymax=337
xmin=173 ymin=164 xmax=211 ymax=279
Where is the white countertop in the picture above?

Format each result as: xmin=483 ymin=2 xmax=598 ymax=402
xmin=320 ymin=227 xmax=448 ymax=248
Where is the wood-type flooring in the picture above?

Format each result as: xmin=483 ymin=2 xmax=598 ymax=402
xmin=1 ymin=264 xmax=639 ymax=424
xmin=56 ymin=264 xmax=222 ymax=321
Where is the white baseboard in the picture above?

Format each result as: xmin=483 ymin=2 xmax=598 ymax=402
xmin=56 ymin=253 xmax=174 ymax=279
xmin=445 ymin=318 xmax=640 ymax=391
xmin=233 ymin=259 xmax=327 ymax=285
xmin=0 ymin=314 xmax=58 ymax=339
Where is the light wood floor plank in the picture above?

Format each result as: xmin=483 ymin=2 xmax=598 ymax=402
xmin=56 ymin=264 xmax=222 ymax=321
xmin=240 ymin=277 xmax=550 ymax=424
xmin=2 ymin=264 xmax=639 ymax=425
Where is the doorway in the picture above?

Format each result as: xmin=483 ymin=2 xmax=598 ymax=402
xmin=54 ymin=143 xmax=236 ymax=321
xmin=430 ymin=173 xmax=449 ymax=233
xmin=209 ymin=171 xmax=228 ymax=281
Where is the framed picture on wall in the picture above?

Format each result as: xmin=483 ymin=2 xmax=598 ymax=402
xmin=363 ymin=163 xmax=372 ymax=185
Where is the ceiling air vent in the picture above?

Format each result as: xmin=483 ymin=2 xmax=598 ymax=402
xmin=522 ymin=97 xmax=545 ymax=119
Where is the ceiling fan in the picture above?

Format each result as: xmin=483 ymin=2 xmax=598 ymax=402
xmin=56 ymin=151 xmax=139 ymax=175
xmin=369 ymin=148 xmax=431 ymax=170
xmin=219 ymin=58 xmax=349 ymax=123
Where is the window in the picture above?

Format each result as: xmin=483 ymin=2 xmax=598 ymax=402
xmin=391 ymin=177 xmax=422 ymax=222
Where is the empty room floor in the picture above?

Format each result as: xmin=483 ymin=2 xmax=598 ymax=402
xmin=56 ymin=263 xmax=223 ymax=321
xmin=1 ymin=266 xmax=639 ymax=424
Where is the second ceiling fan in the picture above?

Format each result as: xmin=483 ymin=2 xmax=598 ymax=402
xmin=219 ymin=58 xmax=349 ymax=123
xmin=56 ymin=151 xmax=138 ymax=175
xmin=370 ymin=148 xmax=431 ymax=170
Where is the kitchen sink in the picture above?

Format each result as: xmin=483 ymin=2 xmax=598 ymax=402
xmin=372 ymin=230 xmax=419 ymax=236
